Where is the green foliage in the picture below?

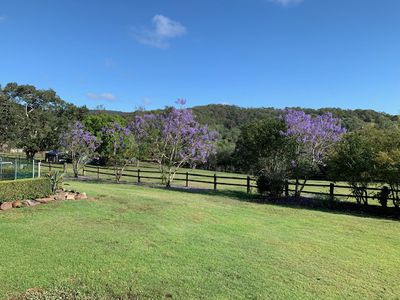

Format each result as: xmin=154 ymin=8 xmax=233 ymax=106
xmin=256 ymin=170 xmax=286 ymax=198
xmin=328 ymin=129 xmax=382 ymax=205
xmin=83 ymin=113 xmax=127 ymax=164
xmin=130 ymin=104 xmax=399 ymax=172
xmin=0 ymin=178 xmax=51 ymax=203
xmin=234 ymin=118 xmax=295 ymax=173
xmin=1 ymin=82 xmax=88 ymax=158
xmin=329 ymin=127 xmax=400 ymax=207
xmin=47 ymin=171 xmax=64 ymax=193
xmin=234 ymin=118 xmax=295 ymax=197
xmin=373 ymin=129 xmax=400 ymax=208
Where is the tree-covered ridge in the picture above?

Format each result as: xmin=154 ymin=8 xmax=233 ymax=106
xmin=95 ymin=104 xmax=399 ymax=132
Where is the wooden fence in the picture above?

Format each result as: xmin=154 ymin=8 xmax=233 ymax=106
xmin=46 ymin=162 xmax=257 ymax=193
xmin=46 ymin=162 xmax=400 ymax=204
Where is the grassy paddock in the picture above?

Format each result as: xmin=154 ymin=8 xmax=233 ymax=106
xmin=46 ymin=162 xmax=390 ymax=206
xmin=0 ymin=181 xmax=399 ymax=299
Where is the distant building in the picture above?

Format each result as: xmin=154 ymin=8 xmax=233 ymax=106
xmin=45 ymin=150 xmax=66 ymax=163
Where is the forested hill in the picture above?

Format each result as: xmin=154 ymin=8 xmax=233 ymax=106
xmin=92 ymin=104 xmax=399 ymax=132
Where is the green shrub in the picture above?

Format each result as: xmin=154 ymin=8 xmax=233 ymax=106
xmin=0 ymin=178 xmax=51 ymax=203
xmin=256 ymin=170 xmax=286 ymax=198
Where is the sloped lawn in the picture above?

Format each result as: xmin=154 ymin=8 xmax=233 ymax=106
xmin=0 ymin=182 xmax=399 ymax=299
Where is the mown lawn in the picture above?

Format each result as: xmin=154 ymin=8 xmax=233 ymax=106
xmin=0 ymin=181 xmax=399 ymax=299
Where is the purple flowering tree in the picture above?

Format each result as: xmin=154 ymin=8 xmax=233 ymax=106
xmin=134 ymin=104 xmax=217 ymax=187
xmin=62 ymin=121 xmax=100 ymax=178
xmin=158 ymin=107 xmax=218 ymax=187
xmin=284 ymin=109 xmax=346 ymax=196
xmin=102 ymin=122 xmax=139 ymax=182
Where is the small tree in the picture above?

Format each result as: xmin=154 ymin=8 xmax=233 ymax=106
xmin=102 ymin=122 xmax=139 ymax=182
xmin=62 ymin=122 xmax=100 ymax=178
xmin=284 ymin=110 xmax=346 ymax=196
xmin=328 ymin=130 xmax=379 ymax=205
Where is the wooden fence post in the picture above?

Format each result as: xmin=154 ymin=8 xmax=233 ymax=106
xmin=329 ymin=183 xmax=335 ymax=201
xmin=185 ymin=172 xmax=189 ymax=187
xmin=295 ymin=178 xmax=299 ymax=197
xmin=97 ymin=166 xmax=100 ymax=180
xmin=138 ymin=169 xmax=141 ymax=183
xmin=48 ymin=161 xmax=51 ymax=172
xmin=82 ymin=167 xmax=85 ymax=176
xmin=247 ymin=176 xmax=251 ymax=194
xmin=284 ymin=180 xmax=289 ymax=197
xmin=63 ymin=162 xmax=67 ymax=173
xmin=214 ymin=174 xmax=217 ymax=191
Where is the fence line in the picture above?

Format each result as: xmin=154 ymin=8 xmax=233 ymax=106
xmin=46 ymin=162 xmax=400 ymax=204
xmin=0 ymin=155 xmax=41 ymax=181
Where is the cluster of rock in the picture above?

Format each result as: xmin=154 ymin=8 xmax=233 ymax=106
xmin=0 ymin=191 xmax=88 ymax=211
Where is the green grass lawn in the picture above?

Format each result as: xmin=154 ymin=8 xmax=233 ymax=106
xmin=1 ymin=181 xmax=400 ymax=299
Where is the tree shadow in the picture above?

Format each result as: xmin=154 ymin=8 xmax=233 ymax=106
xmin=66 ymin=178 xmax=400 ymax=221
xmin=153 ymin=185 xmax=400 ymax=221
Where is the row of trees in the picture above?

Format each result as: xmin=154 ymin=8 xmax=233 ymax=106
xmin=2 ymin=82 xmax=400 ymax=205
xmin=235 ymin=110 xmax=347 ymax=197
xmin=234 ymin=109 xmax=400 ymax=207
xmin=64 ymin=102 xmax=218 ymax=186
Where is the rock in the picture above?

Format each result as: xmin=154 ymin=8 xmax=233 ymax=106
xmin=36 ymin=198 xmax=54 ymax=204
xmin=74 ymin=192 xmax=87 ymax=200
xmin=12 ymin=200 xmax=23 ymax=208
xmin=54 ymin=191 xmax=67 ymax=201
xmin=23 ymin=200 xmax=40 ymax=207
xmin=0 ymin=202 xmax=13 ymax=211
xmin=65 ymin=193 xmax=75 ymax=200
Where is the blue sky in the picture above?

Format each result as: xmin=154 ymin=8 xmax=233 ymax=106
xmin=1 ymin=0 xmax=399 ymax=114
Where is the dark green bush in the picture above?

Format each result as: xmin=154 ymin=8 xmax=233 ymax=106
xmin=0 ymin=178 xmax=51 ymax=203
xmin=256 ymin=170 xmax=285 ymax=198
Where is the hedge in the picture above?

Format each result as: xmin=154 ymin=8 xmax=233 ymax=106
xmin=0 ymin=178 xmax=51 ymax=203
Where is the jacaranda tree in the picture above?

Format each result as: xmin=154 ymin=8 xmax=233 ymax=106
xmin=134 ymin=101 xmax=218 ymax=187
xmin=62 ymin=121 xmax=100 ymax=178
xmin=102 ymin=122 xmax=139 ymax=182
xmin=284 ymin=109 xmax=346 ymax=196
xmin=159 ymin=107 xmax=218 ymax=186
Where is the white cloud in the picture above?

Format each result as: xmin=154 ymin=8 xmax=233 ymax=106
xmin=0 ymin=15 xmax=7 ymax=23
xmin=86 ymin=92 xmax=116 ymax=101
xmin=134 ymin=15 xmax=187 ymax=49
xmin=269 ymin=0 xmax=303 ymax=6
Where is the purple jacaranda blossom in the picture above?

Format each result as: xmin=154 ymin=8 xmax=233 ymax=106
xmin=283 ymin=109 xmax=346 ymax=196
xmin=284 ymin=109 xmax=346 ymax=166
xmin=62 ymin=121 xmax=100 ymax=178
xmin=128 ymin=105 xmax=218 ymax=186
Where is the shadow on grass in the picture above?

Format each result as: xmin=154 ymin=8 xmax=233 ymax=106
xmin=66 ymin=178 xmax=400 ymax=221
